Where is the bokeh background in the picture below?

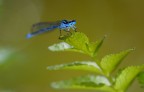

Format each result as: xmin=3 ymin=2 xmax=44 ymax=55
xmin=0 ymin=0 xmax=144 ymax=92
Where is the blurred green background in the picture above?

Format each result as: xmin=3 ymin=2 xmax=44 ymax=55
xmin=0 ymin=0 xmax=144 ymax=92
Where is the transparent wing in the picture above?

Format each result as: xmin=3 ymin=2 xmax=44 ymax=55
xmin=31 ymin=21 xmax=61 ymax=32
xmin=26 ymin=21 xmax=61 ymax=39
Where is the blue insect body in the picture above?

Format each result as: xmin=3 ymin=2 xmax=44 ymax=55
xmin=26 ymin=20 xmax=76 ymax=39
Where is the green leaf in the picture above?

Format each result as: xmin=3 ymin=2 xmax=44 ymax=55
xmin=62 ymin=32 xmax=90 ymax=54
xmin=100 ymin=49 xmax=134 ymax=76
xmin=137 ymin=72 xmax=144 ymax=88
xmin=48 ymin=32 xmax=105 ymax=57
xmin=48 ymin=32 xmax=104 ymax=57
xmin=47 ymin=61 xmax=103 ymax=74
xmin=87 ymin=36 xmax=105 ymax=57
xmin=114 ymin=65 xmax=144 ymax=91
xmin=48 ymin=32 xmax=90 ymax=54
xmin=48 ymin=42 xmax=86 ymax=53
xmin=48 ymin=42 xmax=73 ymax=51
xmin=51 ymin=75 xmax=114 ymax=92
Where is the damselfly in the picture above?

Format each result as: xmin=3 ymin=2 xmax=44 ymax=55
xmin=26 ymin=20 xmax=76 ymax=39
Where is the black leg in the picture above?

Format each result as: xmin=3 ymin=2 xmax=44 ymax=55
xmin=31 ymin=25 xmax=34 ymax=33
xmin=66 ymin=31 xmax=72 ymax=35
xmin=59 ymin=29 xmax=62 ymax=36
xmin=74 ymin=27 xmax=77 ymax=32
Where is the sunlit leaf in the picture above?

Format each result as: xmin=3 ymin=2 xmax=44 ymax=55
xmin=48 ymin=42 xmax=73 ymax=51
xmin=47 ymin=61 xmax=103 ymax=74
xmin=48 ymin=42 xmax=86 ymax=54
xmin=100 ymin=49 xmax=134 ymax=76
xmin=48 ymin=32 xmax=105 ymax=57
xmin=114 ymin=65 xmax=144 ymax=91
xmin=48 ymin=32 xmax=90 ymax=54
xmin=62 ymin=32 xmax=90 ymax=54
xmin=51 ymin=75 xmax=114 ymax=91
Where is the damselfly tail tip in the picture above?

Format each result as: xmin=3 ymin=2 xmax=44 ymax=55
xmin=26 ymin=33 xmax=33 ymax=39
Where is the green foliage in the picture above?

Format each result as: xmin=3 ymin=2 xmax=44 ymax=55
xmin=48 ymin=42 xmax=73 ymax=51
xmin=138 ymin=72 xmax=144 ymax=88
xmin=47 ymin=61 xmax=102 ymax=74
xmin=49 ymin=32 xmax=104 ymax=57
xmin=47 ymin=32 xmax=144 ymax=92
xmin=51 ymin=75 xmax=114 ymax=92
xmin=100 ymin=49 xmax=134 ymax=76
xmin=114 ymin=65 xmax=144 ymax=92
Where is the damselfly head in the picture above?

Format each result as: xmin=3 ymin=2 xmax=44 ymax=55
xmin=69 ymin=20 xmax=76 ymax=26
xmin=71 ymin=20 xmax=76 ymax=22
xmin=59 ymin=20 xmax=76 ymax=29
xmin=61 ymin=20 xmax=68 ymax=24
